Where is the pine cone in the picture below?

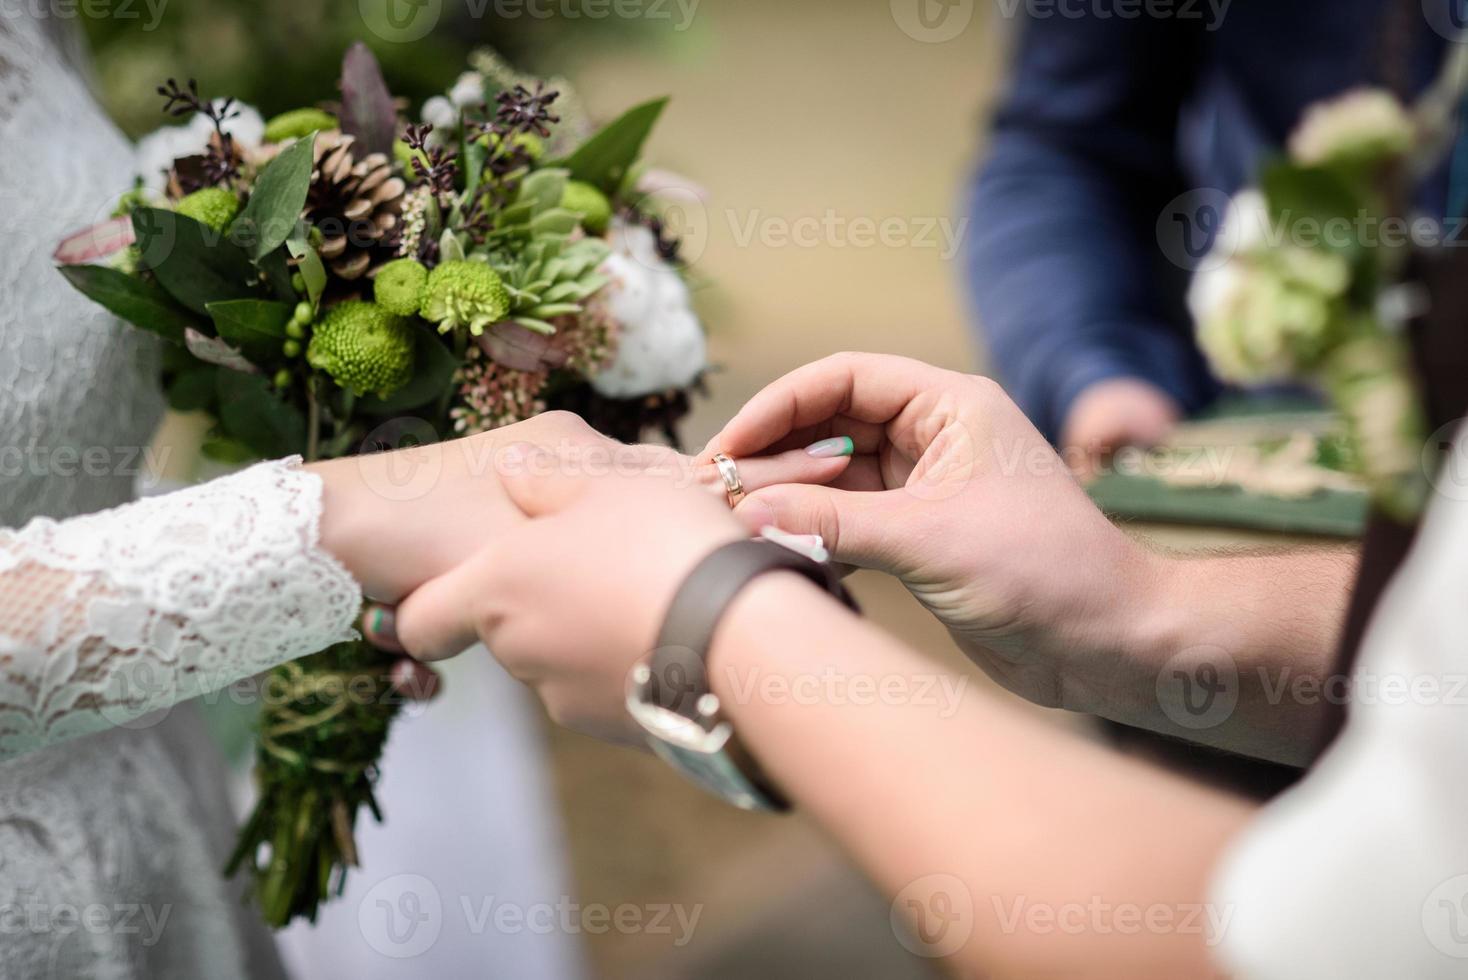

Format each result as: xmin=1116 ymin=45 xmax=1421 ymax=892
xmin=308 ymin=131 xmax=407 ymax=281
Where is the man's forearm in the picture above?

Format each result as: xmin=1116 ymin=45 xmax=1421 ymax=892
xmin=710 ymin=576 xmax=1251 ymax=977
xmin=1102 ymin=548 xmax=1360 ymax=766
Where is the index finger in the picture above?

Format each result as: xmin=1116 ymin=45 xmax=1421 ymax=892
xmin=714 ymin=353 xmax=943 ymax=457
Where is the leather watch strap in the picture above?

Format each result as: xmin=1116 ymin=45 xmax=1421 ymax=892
xmin=648 ymin=539 xmax=858 ymax=712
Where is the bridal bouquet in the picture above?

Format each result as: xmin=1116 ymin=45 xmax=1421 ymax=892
xmin=55 ymin=44 xmax=708 ymax=925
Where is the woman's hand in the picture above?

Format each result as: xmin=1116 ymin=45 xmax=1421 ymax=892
xmin=1060 ymin=377 xmax=1180 ymax=479
xmin=310 ymin=411 xmax=849 ymax=606
xmin=708 ymin=352 xmax=1164 ymax=714
xmin=386 ymin=443 xmax=752 ymax=743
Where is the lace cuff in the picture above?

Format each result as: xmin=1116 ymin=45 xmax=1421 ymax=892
xmin=0 ymin=458 xmax=362 ymax=757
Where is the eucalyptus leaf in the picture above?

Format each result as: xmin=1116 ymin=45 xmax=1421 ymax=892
xmin=358 ymin=328 xmax=461 ymax=415
xmin=233 ymin=134 xmax=316 ymax=260
xmin=208 ymin=299 xmax=293 ymax=360
xmin=556 ymin=97 xmax=668 ymax=195
xmin=57 ymin=264 xmax=195 ymax=344
xmin=132 ymin=208 xmax=259 ymax=314
xmin=217 ymin=370 xmax=307 ymax=458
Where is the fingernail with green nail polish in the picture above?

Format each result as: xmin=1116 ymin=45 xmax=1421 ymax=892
xmin=806 ymin=436 xmax=854 ymax=458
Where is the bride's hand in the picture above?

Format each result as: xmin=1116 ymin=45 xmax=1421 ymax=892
xmin=707 ymin=352 xmax=1164 ymax=713
xmin=385 ymin=443 xmax=752 ymax=743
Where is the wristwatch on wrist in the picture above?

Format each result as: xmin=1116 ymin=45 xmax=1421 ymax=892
xmin=625 ymin=532 xmax=859 ymax=812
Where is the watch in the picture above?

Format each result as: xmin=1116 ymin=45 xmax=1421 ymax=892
xmin=625 ymin=533 xmax=859 ymax=812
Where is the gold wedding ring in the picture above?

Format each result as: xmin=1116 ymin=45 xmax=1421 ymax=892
xmin=712 ymin=453 xmax=745 ymax=508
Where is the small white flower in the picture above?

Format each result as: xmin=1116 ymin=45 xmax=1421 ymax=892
xmin=449 ymin=71 xmax=486 ymax=108
xmin=1288 ymin=88 xmax=1415 ymax=166
xmin=134 ymin=101 xmax=264 ymax=197
xmin=421 ymin=96 xmax=458 ymax=131
xmin=591 ymin=221 xmax=707 ymax=398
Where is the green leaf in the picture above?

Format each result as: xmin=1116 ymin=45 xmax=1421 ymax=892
xmin=358 ymin=328 xmax=461 ymax=415
xmin=216 ymin=370 xmax=307 ymax=458
xmin=439 ymin=230 xmax=466 ymax=263
xmin=132 ymin=208 xmax=259 ymax=315
xmin=556 ymin=97 xmax=668 ymax=196
xmin=286 ymin=234 xmax=327 ymax=309
xmin=258 ymin=248 xmax=298 ymax=302
xmin=57 ymin=264 xmax=195 ymax=344
xmin=208 ymin=299 xmax=293 ymax=360
xmin=233 ymin=133 xmax=316 ymax=260
xmin=201 ymin=435 xmax=258 ymax=464
xmin=1259 ymin=160 xmax=1369 ymax=261
xmin=513 ymin=316 xmax=557 ymax=335
xmin=166 ymin=366 xmax=218 ymax=412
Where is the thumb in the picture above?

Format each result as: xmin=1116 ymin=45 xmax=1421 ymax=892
xmin=393 ymin=553 xmax=492 ymax=662
xmin=734 ymin=484 xmax=903 ymax=571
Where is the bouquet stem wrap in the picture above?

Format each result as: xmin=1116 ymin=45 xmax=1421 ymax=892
xmin=225 ymin=634 xmax=402 ymax=926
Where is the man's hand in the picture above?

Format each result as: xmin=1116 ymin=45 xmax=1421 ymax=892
xmin=709 ymin=352 xmax=1160 ymax=715
xmin=710 ymin=353 xmax=1354 ymax=764
xmin=1060 ymin=377 xmax=1180 ymax=478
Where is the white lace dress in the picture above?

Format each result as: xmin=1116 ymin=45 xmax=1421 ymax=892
xmin=0 ymin=15 xmax=355 ymax=980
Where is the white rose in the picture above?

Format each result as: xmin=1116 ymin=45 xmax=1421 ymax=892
xmin=134 ymin=101 xmax=264 ymax=197
xmin=590 ymin=221 xmax=708 ymax=398
xmin=1288 ymin=88 xmax=1414 ymax=166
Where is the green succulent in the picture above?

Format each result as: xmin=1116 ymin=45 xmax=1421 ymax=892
xmin=306 ymin=301 xmax=416 ymax=398
xmin=421 ymin=260 xmax=511 ymax=336
xmin=560 ymin=180 xmax=612 ymax=234
xmin=374 ymin=258 xmax=430 ymax=316
xmin=175 ymin=187 xmax=241 ymax=233
xmin=264 ymin=108 xmax=338 ymax=144
xmin=488 ymin=235 xmax=611 ymax=335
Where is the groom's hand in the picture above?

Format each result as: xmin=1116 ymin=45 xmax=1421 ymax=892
xmin=709 ymin=352 xmax=1167 ymax=715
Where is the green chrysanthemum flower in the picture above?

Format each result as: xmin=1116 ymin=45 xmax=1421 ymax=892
xmin=306 ymin=301 xmax=417 ymax=398
xmin=176 ymin=187 xmax=241 ymax=233
xmin=421 ymin=260 xmax=510 ymax=336
xmin=374 ymin=258 xmax=430 ymax=317
xmin=561 ymin=180 xmax=612 ymax=234
xmin=264 ymin=108 xmax=338 ymax=144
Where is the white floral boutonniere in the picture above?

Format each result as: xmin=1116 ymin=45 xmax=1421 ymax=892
xmin=1188 ymin=62 xmax=1468 ymax=521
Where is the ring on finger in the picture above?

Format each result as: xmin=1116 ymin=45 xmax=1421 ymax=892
xmin=712 ymin=452 xmax=745 ymax=508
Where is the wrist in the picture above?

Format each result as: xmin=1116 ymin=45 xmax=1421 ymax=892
xmin=309 ymin=457 xmax=395 ymax=599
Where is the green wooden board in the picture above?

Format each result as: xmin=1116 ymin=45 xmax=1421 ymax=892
xmin=1087 ymin=473 xmax=1368 ymax=538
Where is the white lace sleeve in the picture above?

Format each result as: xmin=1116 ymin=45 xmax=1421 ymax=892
xmin=0 ymin=457 xmax=362 ymax=758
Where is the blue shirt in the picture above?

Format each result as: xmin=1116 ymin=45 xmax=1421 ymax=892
xmin=964 ymin=2 xmax=1448 ymax=441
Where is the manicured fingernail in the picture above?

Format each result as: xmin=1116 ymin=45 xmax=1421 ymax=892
xmin=366 ymin=606 xmax=398 ymax=645
xmin=806 ymin=436 xmax=854 ymax=458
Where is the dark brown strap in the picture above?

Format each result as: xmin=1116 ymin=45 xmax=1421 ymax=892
xmin=647 ymin=540 xmax=857 ymax=713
